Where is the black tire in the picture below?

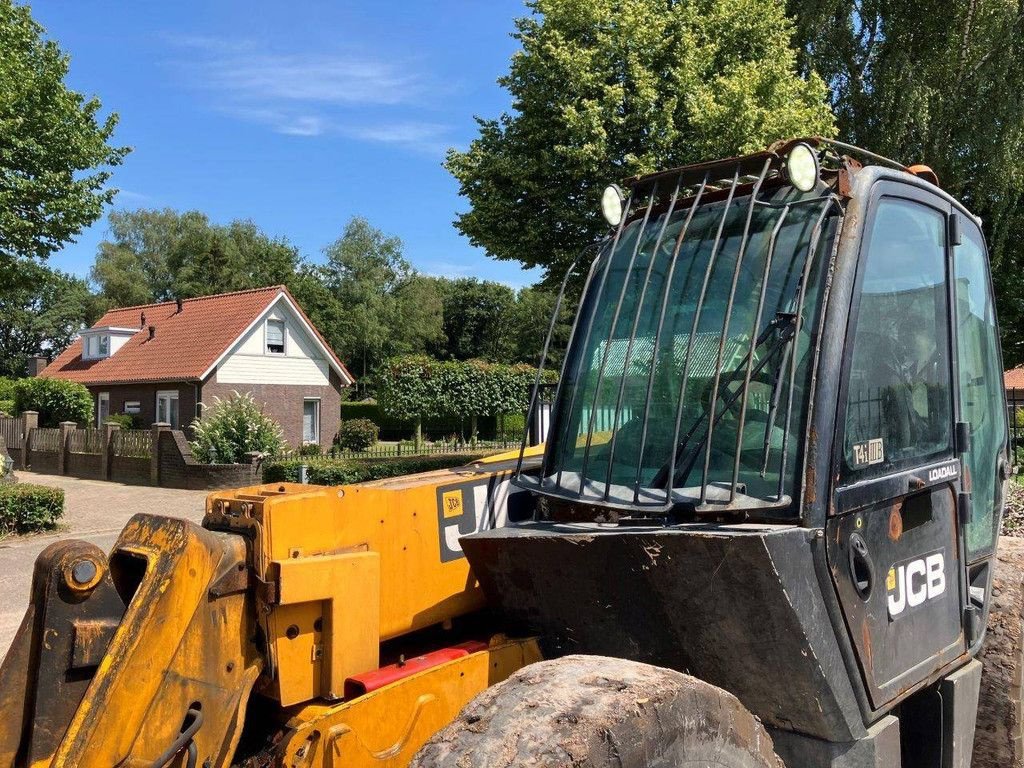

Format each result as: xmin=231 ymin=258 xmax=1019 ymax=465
xmin=974 ymin=536 xmax=1024 ymax=768
xmin=411 ymin=654 xmax=784 ymax=768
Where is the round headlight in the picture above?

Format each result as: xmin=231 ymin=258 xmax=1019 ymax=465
xmin=785 ymin=143 xmax=820 ymax=193
xmin=601 ymin=184 xmax=625 ymax=227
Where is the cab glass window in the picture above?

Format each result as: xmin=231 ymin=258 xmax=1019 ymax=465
xmin=956 ymin=221 xmax=1007 ymax=558
xmin=842 ymin=197 xmax=952 ymax=479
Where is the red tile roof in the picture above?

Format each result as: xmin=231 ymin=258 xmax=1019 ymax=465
xmin=42 ymin=286 xmax=351 ymax=386
xmin=1007 ymin=367 xmax=1024 ymax=390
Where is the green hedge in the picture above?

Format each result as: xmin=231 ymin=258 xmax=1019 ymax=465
xmin=263 ymin=453 xmax=489 ymax=486
xmin=0 ymin=484 xmax=64 ymax=535
xmin=341 ymin=401 xmax=504 ymax=441
xmin=12 ymin=377 xmax=93 ymax=427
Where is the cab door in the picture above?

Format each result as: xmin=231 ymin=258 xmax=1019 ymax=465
xmin=827 ymin=183 xmax=965 ymax=710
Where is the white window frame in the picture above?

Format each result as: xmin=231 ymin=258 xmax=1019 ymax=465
xmin=124 ymin=401 xmax=141 ymax=415
xmin=83 ymin=333 xmax=111 ymax=360
xmin=156 ymin=390 xmax=180 ymax=428
xmin=265 ymin=318 xmax=287 ymax=356
xmin=302 ymin=398 xmax=321 ymax=444
xmin=97 ymin=392 xmax=110 ymax=427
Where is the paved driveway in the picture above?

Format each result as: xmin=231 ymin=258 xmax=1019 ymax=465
xmin=0 ymin=472 xmax=209 ymax=657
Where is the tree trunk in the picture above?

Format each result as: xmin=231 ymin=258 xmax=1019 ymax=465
xmin=414 ymin=417 xmax=422 ymax=451
xmin=470 ymin=414 xmax=478 ymax=447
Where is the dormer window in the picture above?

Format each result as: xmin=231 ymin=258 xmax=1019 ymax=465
xmin=266 ymin=319 xmax=286 ymax=355
xmin=81 ymin=327 xmax=138 ymax=360
xmin=84 ymin=333 xmax=110 ymax=359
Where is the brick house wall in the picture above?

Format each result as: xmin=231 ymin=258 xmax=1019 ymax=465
xmin=88 ymin=383 xmax=199 ymax=431
xmin=91 ymin=374 xmax=341 ymax=450
xmin=202 ymin=368 xmax=343 ymax=450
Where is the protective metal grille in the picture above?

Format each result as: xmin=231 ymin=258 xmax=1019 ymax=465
xmin=516 ymin=147 xmax=846 ymax=517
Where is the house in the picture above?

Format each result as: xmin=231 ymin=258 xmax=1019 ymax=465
xmin=39 ymin=286 xmax=353 ymax=449
xmin=1007 ymin=366 xmax=1024 ymax=391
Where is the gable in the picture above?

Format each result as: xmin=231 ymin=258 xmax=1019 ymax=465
xmin=214 ymin=297 xmax=337 ymax=386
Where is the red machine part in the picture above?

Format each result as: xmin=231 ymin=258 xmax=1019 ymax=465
xmin=344 ymin=641 xmax=489 ymax=699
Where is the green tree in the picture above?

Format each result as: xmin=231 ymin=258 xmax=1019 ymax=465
xmin=376 ymin=355 xmax=445 ymax=448
xmin=393 ymin=275 xmax=446 ymax=357
xmin=446 ymin=0 xmax=835 ymax=282
xmin=91 ymin=209 xmax=301 ymax=306
xmin=319 ymin=217 xmax=408 ymax=384
xmin=507 ymin=285 xmax=574 ymax=367
xmin=786 ymin=0 xmax=1024 ymax=365
xmin=435 ymin=278 xmax=517 ymax=361
xmin=12 ymin=377 xmax=93 ymax=427
xmin=0 ymin=260 xmax=97 ymax=377
xmin=0 ymin=0 xmax=128 ymax=269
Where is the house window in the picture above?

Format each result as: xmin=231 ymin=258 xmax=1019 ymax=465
xmin=156 ymin=390 xmax=180 ymax=429
xmin=124 ymin=401 xmax=141 ymax=415
xmin=97 ymin=392 xmax=110 ymax=427
xmin=303 ymin=399 xmax=320 ymax=444
xmin=266 ymin=319 xmax=286 ymax=355
xmin=84 ymin=334 xmax=111 ymax=360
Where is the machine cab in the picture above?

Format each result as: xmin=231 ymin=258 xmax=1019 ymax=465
xmin=513 ymin=139 xmax=1010 ymax=715
xmin=822 ymin=168 xmax=1009 ymax=711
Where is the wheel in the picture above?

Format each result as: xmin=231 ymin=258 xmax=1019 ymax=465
xmin=974 ymin=536 xmax=1024 ymax=767
xmin=411 ymin=654 xmax=784 ymax=768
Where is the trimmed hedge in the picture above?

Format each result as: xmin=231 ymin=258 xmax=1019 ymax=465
xmin=0 ymin=484 xmax=64 ymax=535
xmin=263 ymin=453 xmax=489 ymax=486
xmin=341 ymin=401 xmax=502 ymax=441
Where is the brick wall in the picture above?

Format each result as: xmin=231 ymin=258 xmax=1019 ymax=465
xmin=111 ymin=455 xmax=151 ymax=485
xmin=202 ymin=370 xmax=343 ymax=450
xmin=87 ymin=383 xmax=198 ymax=431
xmin=66 ymin=452 xmax=103 ymax=480
xmin=157 ymin=429 xmax=257 ymax=490
xmin=28 ymin=450 xmax=59 ymax=474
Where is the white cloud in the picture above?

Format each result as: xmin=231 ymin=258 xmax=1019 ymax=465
xmin=340 ymin=122 xmax=450 ymax=154
xmin=165 ymin=35 xmax=452 ymax=153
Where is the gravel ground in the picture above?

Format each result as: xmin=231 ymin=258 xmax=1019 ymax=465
xmin=1002 ymin=479 xmax=1024 ymax=537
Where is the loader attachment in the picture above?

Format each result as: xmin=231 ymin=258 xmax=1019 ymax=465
xmin=0 ymin=514 xmax=262 ymax=767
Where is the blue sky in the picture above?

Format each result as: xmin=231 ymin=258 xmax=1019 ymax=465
xmin=30 ymin=0 xmax=542 ymax=288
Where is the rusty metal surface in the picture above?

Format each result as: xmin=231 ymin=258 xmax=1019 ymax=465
xmin=0 ymin=539 xmax=125 ymax=766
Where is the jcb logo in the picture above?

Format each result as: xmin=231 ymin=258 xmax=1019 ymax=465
xmin=887 ymin=551 xmax=946 ymax=618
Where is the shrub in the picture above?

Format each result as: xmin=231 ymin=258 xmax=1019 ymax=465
xmin=0 ymin=399 xmax=13 ymax=417
xmin=190 ymin=391 xmax=286 ymax=464
xmin=298 ymin=442 xmax=322 ymax=457
xmin=263 ymin=453 xmax=490 ymax=486
xmin=336 ymin=418 xmax=379 ymax=451
xmin=104 ymin=413 xmax=136 ymax=430
xmin=0 ymin=484 xmax=64 ymax=535
xmin=0 ymin=377 xmax=15 ymax=402
xmin=12 ymin=377 xmax=93 ymax=427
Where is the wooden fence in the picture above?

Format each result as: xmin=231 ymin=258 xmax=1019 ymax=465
xmin=29 ymin=428 xmax=62 ymax=452
xmin=0 ymin=416 xmax=24 ymax=453
xmin=112 ymin=429 xmax=152 ymax=459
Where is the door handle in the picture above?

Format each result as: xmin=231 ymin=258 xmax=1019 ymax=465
xmin=849 ymin=533 xmax=874 ymax=600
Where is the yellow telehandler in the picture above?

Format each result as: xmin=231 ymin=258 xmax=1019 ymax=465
xmin=1 ymin=138 xmax=1020 ymax=767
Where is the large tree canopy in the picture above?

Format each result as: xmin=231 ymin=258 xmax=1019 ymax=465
xmin=91 ymin=208 xmax=301 ymax=307
xmin=0 ymin=260 xmax=97 ymax=377
xmin=446 ymin=0 xmax=836 ymax=282
xmin=787 ymin=0 xmax=1024 ymax=365
xmin=0 ymin=0 xmax=127 ymax=269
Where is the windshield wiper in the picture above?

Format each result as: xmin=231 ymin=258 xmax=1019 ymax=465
xmin=650 ymin=312 xmax=798 ymax=492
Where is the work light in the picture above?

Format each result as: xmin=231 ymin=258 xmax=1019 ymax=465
xmin=601 ymin=184 xmax=625 ymax=227
xmin=784 ymin=143 xmax=820 ymax=193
